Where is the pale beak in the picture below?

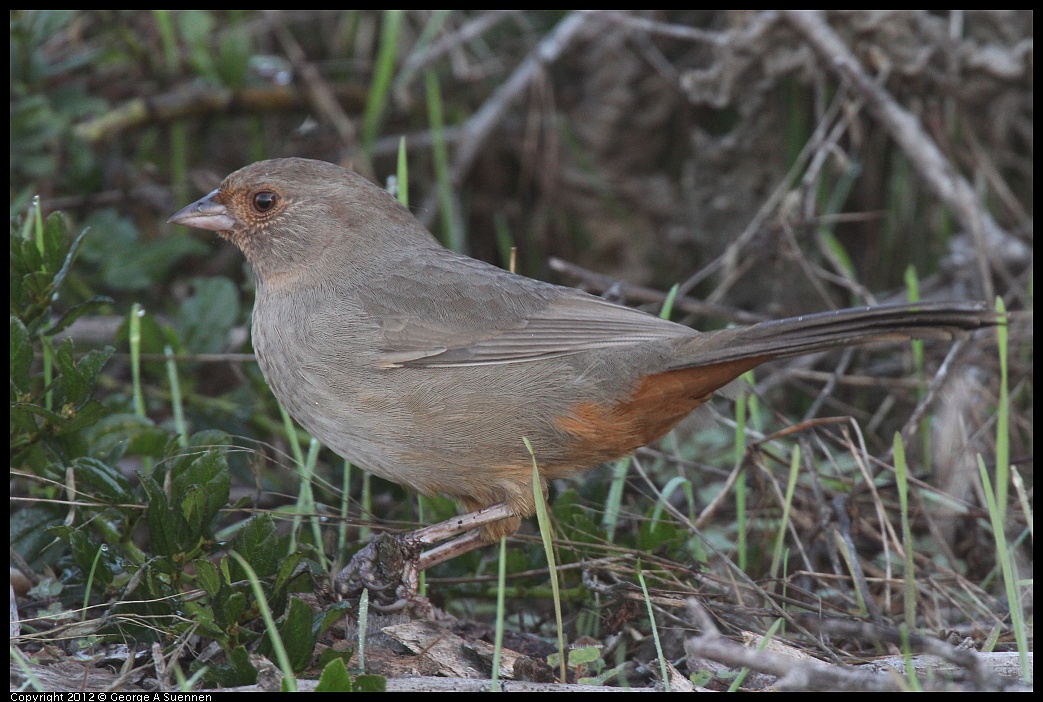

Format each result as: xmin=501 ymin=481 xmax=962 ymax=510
xmin=168 ymin=189 xmax=237 ymax=232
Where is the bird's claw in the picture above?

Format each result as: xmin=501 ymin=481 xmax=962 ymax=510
xmin=336 ymin=532 xmax=423 ymax=609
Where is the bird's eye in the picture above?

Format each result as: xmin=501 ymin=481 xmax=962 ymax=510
xmin=252 ymin=191 xmax=279 ymax=213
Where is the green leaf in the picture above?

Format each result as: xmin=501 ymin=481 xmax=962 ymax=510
xmin=639 ymin=508 xmax=683 ymax=554
xmin=317 ymin=601 xmax=354 ymax=638
xmin=182 ymin=598 xmax=223 ymax=638
xmin=10 ymin=401 xmax=64 ymax=425
xmin=87 ymin=413 xmax=169 ymax=458
xmin=215 ymin=589 xmax=248 ymax=630
xmin=9 ymin=264 xmax=26 ymax=317
xmin=11 ymin=506 xmax=65 ymax=565
xmin=166 ymin=438 xmax=230 ymax=538
xmin=41 ymin=211 xmax=68 ymax=273
xmin=172 ymin=447 xmax=230 ymax=530
xmin=183 ymin=429 xmax=233 ymax=454
xmin=52 ymin=338 xmax=87 ymax=405
xmin=60 ymin=527 xmax=115 ymax=590
xmin=42 ymin=295 xmax=112 ymax=338
xmin=79 ymin=209 xmax=208 ymax=291
xmin=10 ymin=316 xmax=33 ymax=393
xmin=208 ymin=644 xmax=257 ymax=688
xmin=552 ymin=488 xmax=599 ymax=547
xmin=49 ymin=399 xmax=109 ymax=443
xmin=67 ymin=395 xmax=110 ymax=426
xmin=352 ymin=674 xmax=387 ymax=692
xmin=69 ymin=346 xmax=114 ymax=407
xmin=141 ymin=472 xmax=188 ymax=558
xmin=316 ymin=644 xmax=353 ymax=669
xmin=568 ymin=645 xmax=603 ymax=666
xmin=180 ymin=484 xmax=211 ymax=544
xmin=259 ymin=596 xmax=315 ymax=673
xmin=47 ymin=341 xmax=112 ymax=412
xmin=69 ymin=456 xmax=133 ymax=502
xmin=193 ymin=558 xmax=222 ymax=596
xmin=49 ymin=214 xmax=95 ymax=292
xmin=177 ymin=276 xmax=240 ymax=354
xmin=272 ymin=550 xmax=306 ymax=595
xmin=315 ymin=658 xmax=354 ymax=693
xmin=817 ymin=229 xmax=856 ymax=279
xmin=15 ymin=234 xmax=43 ymax=278
xmin=230 ymin=514 xmax=279 ymax=580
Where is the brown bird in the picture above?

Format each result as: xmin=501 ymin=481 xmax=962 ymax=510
xmin=170 ymin=158 xmax=995 ymax=603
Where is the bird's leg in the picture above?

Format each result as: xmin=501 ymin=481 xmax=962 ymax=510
xmin=335 ymin=502 xmax=515 ymax=609
xmin=416 ymin=530 xmax=485 ymax=571
xmin=411 ymin=502 xmax=516 ymax=546
xmin=412 ymin=502 xmax=518 ymax=575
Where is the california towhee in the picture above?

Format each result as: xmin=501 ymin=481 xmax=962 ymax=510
xmin=170 ymin=158 xmax=995 ymax=597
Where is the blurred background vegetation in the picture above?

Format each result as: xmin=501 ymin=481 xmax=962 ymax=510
xmin=10 ymin=10 xmax=1032 ymax=691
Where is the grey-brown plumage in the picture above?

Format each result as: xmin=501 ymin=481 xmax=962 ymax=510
xmin=169 ymin=157 xmax=997 ymax=542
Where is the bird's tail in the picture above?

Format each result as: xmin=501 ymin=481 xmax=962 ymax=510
xmin=670 ymin=301 xmax=999 ymax=371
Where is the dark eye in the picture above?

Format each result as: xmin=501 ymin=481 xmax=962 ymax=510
xmin=252 ymin=190 xmax=278 ymax=213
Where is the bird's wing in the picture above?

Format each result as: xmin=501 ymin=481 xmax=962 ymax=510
xmin=357 ymin=252 xmax=692 ymax=368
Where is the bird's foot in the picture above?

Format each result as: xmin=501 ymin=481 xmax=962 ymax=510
xmin=335 ymin=503 xmax=516 ymax=610
xmin=336 ymin=531 xmax=423 ymax=611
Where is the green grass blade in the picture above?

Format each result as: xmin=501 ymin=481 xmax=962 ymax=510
xmin=524 ymin=437 xmax=565 ymax=682
xmin=769 ymin=445 xmax=801 ymax=580
xmin=893 ymin=433 xmax=917 ymax=628
xmin=636 ymin=564 xmax=669 ymax=692
xmin=230 ymin=550 xmax=298 ymax=692
xmin=361 ymin=10 xmax=403 ymax=157
xmin=425 ymin=69 xmax=461 ymax=251
xmin=490 ymin=536 xmax=507 ymax=691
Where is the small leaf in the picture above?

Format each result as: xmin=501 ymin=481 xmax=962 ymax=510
xmin=62 ymin=528 xmax=115 ymax=589
xmin=50 ymin=219 xmax=95 ymax=291
xmin=182 ymin=599 xmax=223 ymax=638
xmin=53 ymin=338 xmax=87 ymax=405
xmin=42 ymin=296 xmax=113 ymax=339
xmin=16 ymin=235 xmax=43 ymax=278
xmin=53 ymin=398 xmax=109 ymax=436
xmin=11 ymin=506 xmax=64 ymax=564
xmin=178 ymin=449 xmax=231 ymax=528
xmin=79 ymin=209 xmax=208 ymax=291
xmin=41 ymin=211 xmax=69 ymax=273
xmin=638 ymin=515 xmax=682 ymax=554
xmin=10 ymin=316 xmax=33 ymax=392
xmin=352 ymin=674 xmax=387 ymax=692
xmin=317 ymin=601 xmax=354 ymax=638
xmin=177 ymin=276 xmax=240 ymax=354
xmin=272 ymin=550 xmax=306 ymax=595
xmin=216 ymin=590 xmax=248 ymax=631
xmin=69 ymin=456 xmax=133 ymax=502
xmin=315 ymin=658 xmax=354 ymax=693
xmin=230 ymin=514 xmax=279 ymax=580
xmin=141 ymin=472 xmax=187 ymax=558
xmin=193 ymin=558 xmax=222 ymax=596
xmin=179 ymin=484 xmax=210 ymax=544
xmin=567 ymin=645 xmax=603 ymax=666
xmin=10 ymin=401 xmax=64 ymax=425
xmin=87 ymin=413 xmax=169 ymax=458
xmin=71 ymin=346 xmax=114 ymax=406
xmin=552 ymin=488 xmax=599 ymax=547
xmin=316 ymin=644 xmax=353 ymax=669
xmin=208 ymin=644 xmax=257 ymax=687
xmin=259 ymin=596 xmax=315 ymax=673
